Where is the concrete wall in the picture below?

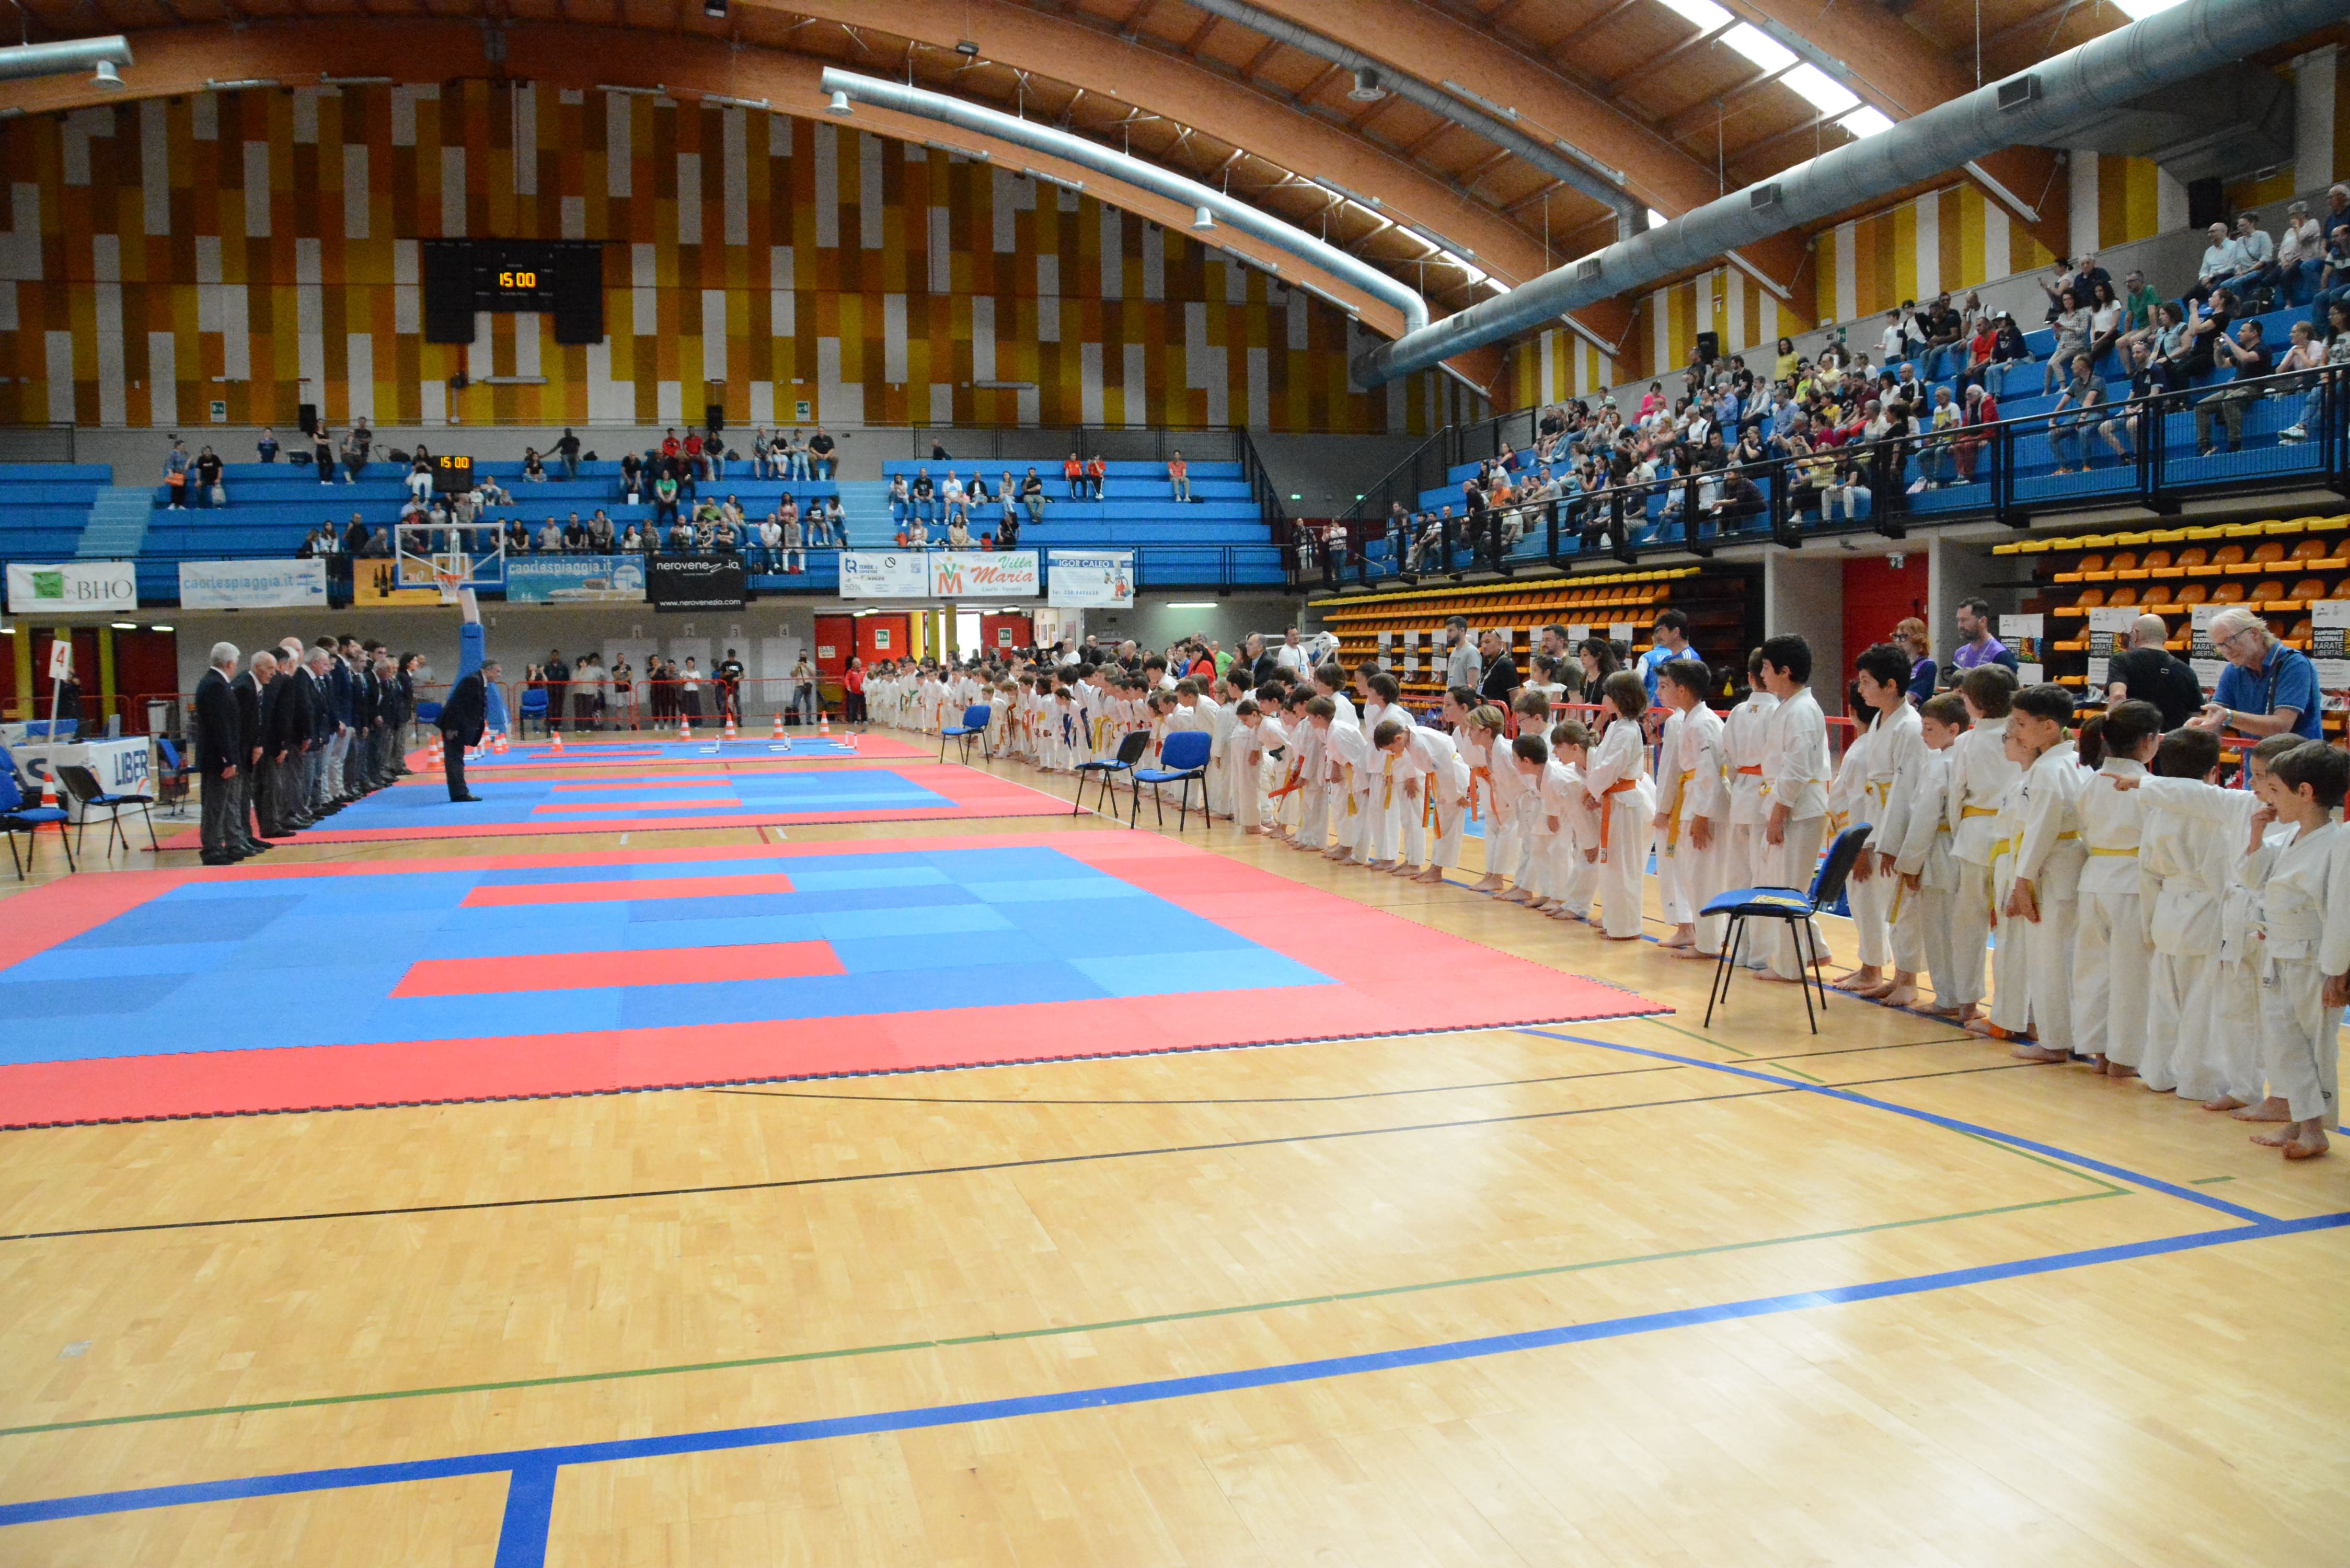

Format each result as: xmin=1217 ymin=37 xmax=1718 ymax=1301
xmin=1762 ymin=550 xmax=1848 ymax=717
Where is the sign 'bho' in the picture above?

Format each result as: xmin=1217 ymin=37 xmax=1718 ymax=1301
xmin=7 ymin=561 xmax=139 ymax=616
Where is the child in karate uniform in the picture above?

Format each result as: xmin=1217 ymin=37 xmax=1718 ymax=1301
xmin=1459 ymin=701 xmax=1509 ymax=892
xmin=2262 ymin=743 xmax=2348 ymax=1159
xmin=2125 ymin=733 xmax=2306 ymax=1116
xmin=1722 ymin=648 xmax=1779 ymax=931
xmin=1755 ymin=637 xmax=1830 ymax=981
xmin=1846 ymin=644 xmax=1926 ymax=1000
xmin=2069 ymin=701 xmax=2163 ymax=1078
xmin=1946 ymin=666 xmax=2022 ymax=1031
xmin=1292 ymin=695 xmax=1333 ymax=853
xmin=1495 ymin=690 xmax=1553 ymax=901
xmin=1891 ymin=694 xmax=1967 ymax=1013
xmin=1546 ymin=720 xmax=1603 ymax=921
xmin=1826 ymin=697 xmax=1887 ymax=991
xmin=1402 ymin=722 xmax=1469 ymax=881
xmin=1321 ymin=699 xmax=1370 ymax=864
xmin=1229 ymin=700 xmax=1266 ymax=832
xmin=1583 ymin=671 xmax=1658 ymax=939
xmin=1362 ymin=718 xmax=1421 ymax=868
xmin=1656 ymin=661 xmax=1731 ymax=958
xmin=1508 ymin=732 xmax=1559 ymax=906
xmin=2001 ymin=684 xmax=2089 ymax=1065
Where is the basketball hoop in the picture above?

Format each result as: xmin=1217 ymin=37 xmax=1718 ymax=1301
xmin=433 ymin=564 xmax=464 ymax=604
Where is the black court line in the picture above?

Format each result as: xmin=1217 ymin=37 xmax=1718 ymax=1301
xmin=0 ymin=1061 xmax=2045 ymax=1246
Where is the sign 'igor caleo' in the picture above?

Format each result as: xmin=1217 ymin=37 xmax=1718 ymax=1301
xmin=840 ymin=551 xmax=1041 ymax=599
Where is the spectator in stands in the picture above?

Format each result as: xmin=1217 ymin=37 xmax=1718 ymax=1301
xmin=562 ymin=515 xmax=588 ymax=552
xmin=2273 ymin=319 xmax=2328 ymax=443
xmin=911 ymin=467 xmax=935 ymax=521
xmin=503 ymin=517 xmax=529 ymax=554
xmin=1952 ymin=384 xmax=1997 ymax=484
xmin=163 ymin=437 xmax=192 ymax=508
xmin=1168 ymin=449 xmax=1190 ymax=502
xmin=2278 ymin=201 xmax=2324 ymax=307
xmin=620 ymin=522 xmax=644 ymax=554
xmin=1919 ymin=293 xmax=1965 ymax=382
xmin=362 ymin=527 xmax=392 ymax=557
xmin=256 ymin=428 xmax=279 ymax=464
xmin=886 ymin=472 xmax=909 ymax=527
xmin=535 ymin=517 xmax=562 ymax=552
xmin=191 ymin=444 xmax=224 ymax=509
xmin=1063 ymin=452 xmax=1084 ymax=499
xmin=542 ymin=649 xmax=570 ymax=733
xmin=405 ymin=459 xmax=432 ymax=510
xmin=2187 ymin=221 xmax=2248 ymax=308
xmin=521 ymin=448 xmax=546 ymax=482
xmin=946 ymin=514 xmax=973 ymax=548
xmin=589 ymin=511 xmax=615 ymax=552
xmin=780 ymin=430 xmax=804 ymax=479
xmin=312 ymin=423 xmax=335 ymax=486
xmin=808 ymin=428 xmax=835 ymax=478
xmin=555 ymin=428 xmax=581 ymax=481
xmin=2193 ymin=318 xmax=2270 ymax=456
xmin=2230 ymin=210 xmax=2279 ymax=308
xmin=667 ymin=514 xmax=694 ymax=552
xmin=1087 ymin=453 xmax=1108 ymax=499
xmin=2083 ymin=279 xmax=2125 ymax=368
xmin=2043 ymin=289 xmax=2090 ymax=393
xmin=341 ymin=424 xmax=368 ymax=484
xmin=620 ymin=451 xmax=644 ymax=503
xmin=2312 ymin=224 xmax=2350 ymax=327
xmin=1020 ymin=468 xmax=1046 ymax=525
xmin=296 ymin=525 xmax=325 ymax=558
xmin=778 ymin=507 xmax=803 ymax=573
xmin=653 ymin=468 xmax=680 ymax=527
xmin=341 ymin=515 xmax=367 ymax=555
xmin=2094 ymin=337 xmax=2157 ymax=463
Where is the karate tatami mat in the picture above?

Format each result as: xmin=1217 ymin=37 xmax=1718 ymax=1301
xmin=164 ymin=763 xmax=1067 ymax=845
xmin=450 ymin=733 xmax=927 ymax=768
xmin=0 ymin=832 xmax=1660 ymax=1126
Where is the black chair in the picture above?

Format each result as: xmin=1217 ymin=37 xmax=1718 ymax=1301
xmin=1128 ymin=730 xmax=1212 ymax=831
xmin=1073 ymin=730 xmax=1150 ymax=816
xmin=1699 ymin=824 xmax=1873 ymax=1035
xmin=939 ymin=703 xmax=992 ymax=764
xmin=54 ymin=763 xmax=159 ymax=856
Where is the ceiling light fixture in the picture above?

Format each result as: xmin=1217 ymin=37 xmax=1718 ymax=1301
xmin=954 ymin=39 xmax=980 ymax=57
xmin=1191 ymin=205 xmax=1215 ymax=231
xmin=92 ymin=60 xmax=123 ymax=89
xmin=704 ymin=0 xmax=727 ymax=17
xmin=826 ymin=89 xmax=854 ymax=116
xmin=1347 ymin=66 xmax=1385 ymax=102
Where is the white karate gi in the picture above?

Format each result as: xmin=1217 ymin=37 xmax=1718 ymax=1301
xmin=2071 ymin=757 xmax=2151 ymax=1069
xmin=1583 ymin=717 xmax=1657 ymax=938
xmin=1890 ymin=747 xmax=1960 ymax=1004
xmin=2008 ymin=739 xmax=2088 ymax=1054
xmin=1759 ymin=687 xmax=1830 ymax=977
xmin=1943 ymin=716 xmax=2020 ymax=1010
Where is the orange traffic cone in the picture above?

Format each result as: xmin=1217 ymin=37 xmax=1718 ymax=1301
xmin=819 ymin=710 xmax=831 ymax=737
xmin=549 ymin=727 xmax=564 ymax=754
xmin=724 ymin=714 xmax=737 ymax=739
xmin=678 ymin=713 xmax=690 ymax=740
xmin=771 ymin=711 xmax=785 ymax=738
xmin=427 ymin=733 xmax=444 ymax=768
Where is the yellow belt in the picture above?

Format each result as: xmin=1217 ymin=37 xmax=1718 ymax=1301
xmin=1961 ymin=804 xmax=1999 ymax=818
xmin=1665 ymin=768 xmax=1697 ymax=851
xmin=2087 ymin=846 xmax=2137 ymax=857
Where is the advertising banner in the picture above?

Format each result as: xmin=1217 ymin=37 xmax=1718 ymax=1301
xmin=504 ymin=556 xmax=647 ymax=604
xmin=646 ymin=555 xmax=747 ymax=612
xmin=839 ymin=551 xmax=930 ymax=599
xmin=1045 ymin=550 xmax=1134 ymax=608
xmin=7 ymin=561 xmax=137 ymax=615
xmin=176 ymin=558 xmax=329 ymax=610
xmin=928 ymin=550 xmax=1039 ymax=599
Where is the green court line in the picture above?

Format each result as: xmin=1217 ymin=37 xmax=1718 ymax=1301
xmin=1763 ymin=1060 xmax=1827 ymax=1083
xmin=0 ymin=1189 xmax=2127 ymax=1443
xmin=2189 ymin=1175 xmax=2238 ymax=1185
xmin=1635 ymin=1016 xmax=1754 ymax=1057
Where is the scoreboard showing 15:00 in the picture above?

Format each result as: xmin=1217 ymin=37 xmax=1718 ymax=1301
xmin=472 ymin=243 xmax=560 ymax=309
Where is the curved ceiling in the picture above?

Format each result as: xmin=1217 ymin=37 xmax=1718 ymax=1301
xmin=1 ymin=0 xmax=2152 ymax=372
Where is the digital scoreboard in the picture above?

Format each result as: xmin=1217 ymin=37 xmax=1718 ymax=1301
xmin=421 ymin=240 xmax=605 ymax=345
xmin=432 ymin=454 xmax=475 ymax=495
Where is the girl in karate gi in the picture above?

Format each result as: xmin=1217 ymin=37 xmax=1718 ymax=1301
xmin=1653 ymin=659 xmax=1729 ymax=957
xmin=1890 ymin=694 xmax=1967 ymax=1012
xmin=1583 ymin=671 xmax=1658 ymax=939
xmin=1403 ymin=722 xmax=1470 ymax=882
xmin=1545 ymin=720 xmax=1603 ymax=921
xmin=2068 ymin=701 xmax=2163 ymax=1078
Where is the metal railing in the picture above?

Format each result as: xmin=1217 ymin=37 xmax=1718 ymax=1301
xmin=1307 ymin=364 xmax=2350 ymax=589
xmin=906 ymin=423 xmax=1286 ymax=536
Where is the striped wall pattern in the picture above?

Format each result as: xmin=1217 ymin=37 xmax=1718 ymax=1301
xmin=0 ymin=82 xmax=1480 ymax=435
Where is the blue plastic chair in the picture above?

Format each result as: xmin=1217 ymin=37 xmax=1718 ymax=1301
xmin=940 ymin=703 xmax=993 ymax=764
xmin=1073 ymin=730 xmax=1150 ymax=816
xmin=0 ymin=766 xmax=76 ymax=879
xmin=1129 ymin=729 xmax=1213 ymax=831
xmin=515 ymin=687 xmax=548 ymax=737
xmin=1699 ymin=824 xmax=1872 ymax=1034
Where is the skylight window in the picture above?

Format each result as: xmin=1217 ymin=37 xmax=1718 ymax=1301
xmin=1721 ymin=23 xmax=1797 ymax=74
xmin=1780 ymin=63 xmax=1859 ymax=115
xmin=1655 ymin=0 xmax=1734 ymax=32
xmin=1837 ymin=106 xmax=1896 ymax=139
xmin=2110 ymin=0 xmax=2185 ymax=16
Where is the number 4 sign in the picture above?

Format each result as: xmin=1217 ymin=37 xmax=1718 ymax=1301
xmin=48 ymin=638 xmax=72 ymax=680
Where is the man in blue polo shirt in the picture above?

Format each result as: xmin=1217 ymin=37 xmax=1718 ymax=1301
xmin=1638 ymin=609 xmax=1691 ymax=707
xmin=2195 ymin=605 xmax=2324 ymax=743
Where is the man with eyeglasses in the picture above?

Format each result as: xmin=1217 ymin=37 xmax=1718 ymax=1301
xmin=2192 ymin=606 xmax=2323 ymax=742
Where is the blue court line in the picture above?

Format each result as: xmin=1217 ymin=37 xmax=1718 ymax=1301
xmin=4 ymin=1213 xmax=2343 ymax=1540
xmin=1516 ymin=1030 xmax=2279 ymax=1226
xmin=2 ymin=1018 xmax=2328 ymax=1552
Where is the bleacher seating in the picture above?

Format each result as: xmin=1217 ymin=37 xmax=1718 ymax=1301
xmin=0 ymin=465 xmax=112 ymax=563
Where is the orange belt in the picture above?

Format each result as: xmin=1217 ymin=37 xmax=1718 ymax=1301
xmin=1735 ymin=764 xmax=1762 ymax=775
xmin=1269 ymin=763 xmax=1307 ymax=803
xmin=1596 ymin=777 xmax=1639 ymax=858
xmin=1468 ymin=765 xmax=1490 ymax=823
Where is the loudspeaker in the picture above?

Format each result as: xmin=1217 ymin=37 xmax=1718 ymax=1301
xmin=2186 ymin=177 xmax=2225 ymax=234
xmin=1696 ymin=330 xmax=1720 ymax=364
xmin=551 ymin=243 xmax=606 ymax=345
xmin=298 ymin=403 xmax=318 ymax=437
xmin=421 ymin=240 xmax=476 ymax=345
xmin=704 ymin=402 xmax=725 ymax=436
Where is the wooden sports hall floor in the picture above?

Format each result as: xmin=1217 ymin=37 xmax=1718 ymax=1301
xmin=2 ymin=745 xmax=2345 ymax=1566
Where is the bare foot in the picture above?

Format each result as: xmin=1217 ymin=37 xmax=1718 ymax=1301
xmin=2231 ymin=1097 xmax=2293 ymax=1123
xmin=1880 ymin=986 xmax=1920 ymax=1008
xmin=1963 ymin=1016 xmax=2005 ymax=1039
xmin=2202 ymin=1095 xmax=2248 ymax=1113
xmin=1848 ymin=979 xmax=1898 ymax=999
xmin=2250 ymin=1125 xmax=2297 ymax=1148
xmin=1548 ymin=907 xmax=1584 ymax=921
xmin=1671 ymin=944 xmax=1718 ymax=960
xmin=1472 ymin=876 xmax=1507 ymax=893
xmin=1831 ymin=967 xmax=1884 ymax=993
xmin=2283 ymin=1130 xmax=2331 ymax=1160
xmin=1411 ymin=868 xmax=1445 ymax=884
xmin=2104 ymin=1060 xmax=2137 ymax=1080
xmin=2011 ymin=1044 xmax=2068 ymax=1063
xmin=1752 ymin=970 xmax=1811 ymax=984
xmin=1658 ymin=929 xmax=1695 ymax=949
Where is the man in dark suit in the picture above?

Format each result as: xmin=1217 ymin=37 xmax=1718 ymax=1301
xmin=192 ymin=642 xmax=245 ymax=864
xmin=543 ymin=649 xmax=570 ymax=733
xmin=264 ymin=643 xmax=315 ymax=834
xmin=228 ymin=651 xmax=273 ymax=856
xmin=439 ymin=659 xmax=499 ymax=801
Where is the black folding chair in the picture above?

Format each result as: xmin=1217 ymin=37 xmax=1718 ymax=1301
xmin=1699 ymin=825 xmax=1872 ymax=1035
xmin=54 ymin=763 xmax=159 ymax=856
xmin=1073 ymin=731 xmax=1150 ymax=816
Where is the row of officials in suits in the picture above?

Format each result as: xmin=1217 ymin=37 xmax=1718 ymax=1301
xmin=191 ymin=636 xmax=420 ymax=863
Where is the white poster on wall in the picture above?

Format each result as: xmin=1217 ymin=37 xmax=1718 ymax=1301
xmin=839 ymin=552 xmax=930 ymax=599
xmin=2312 ymin=600 xmax=2350 ymax=691
xmin=7 ymin=561 xmax=137 ymax=615
xmin=1046 ymin=550 xmax=1135 ymax=608
xmin=176 ymin=558 xmax=329 ymax=610
xmin=929 ymin=550 xmax=1040 ymax=599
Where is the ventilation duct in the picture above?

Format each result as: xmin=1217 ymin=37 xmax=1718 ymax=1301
xmin=1352 ymin=0 xmax=2344 ymax=386
xmin=1176 ymin=0 xmax=1644 ymax=236
xmin=0 ymin=36 xmax=134 ymax=84
xmin=819 ymin=68 xmax=1429 ymax=336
